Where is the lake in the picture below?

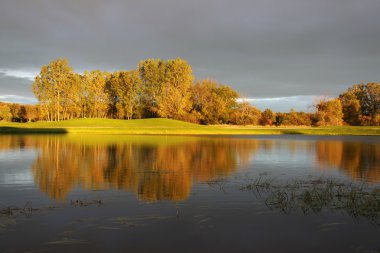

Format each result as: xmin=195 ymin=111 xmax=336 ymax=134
xmin=0 ymin=134 xmax=379 ymax=252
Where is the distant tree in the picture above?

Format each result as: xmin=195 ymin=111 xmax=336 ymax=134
xmin=190 ymin=79 xmax=214 ymax=123
xmin=294 ymin=111 xmax=312 ymax=126
xmin=81 ymin=70 xmax=110 ymax=118
xmin=275 ymin=113 xmax=285 ymax=126
xmin=107 ymin=70 xmax=142 ymax=120
xmin=315 ymin=98 xmax=343 ymax=126
xmin=339 ymin=83 xmax=379 ymax=125
xmin=339 ymin=90 xmax=361 ymax=125
xmin=138 ymin=58 xmax=194 ymax=120
xmin=67 ymin=73 xmax=85 ymax=119
xmin=17 ymin=105 xmax=28 ymax=122
xmin=20 ymin=105 xmax=39 ymax=122
xmin=190 ymin=79 xmax=239 ymax=124
xmin=138 ymin=59 xmax=166 ymax=117
xmin=230 ymin=101 xmax=261 ymax=125
xmin=9 ymin=103 xmax=21 ymax=122
xmin=32 ymin=58 xmax=76 ymax=121
xmin=260 ymin=108 xmax=276 ymax=126
xmin=276 ymin=109 xmax=312 ymax=126
xmin=156 ymin=58 xmax=193 ymax=120
xmin=0 ymin=104 xmax=12 ymax=121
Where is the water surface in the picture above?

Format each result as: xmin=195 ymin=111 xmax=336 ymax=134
xmin=0 ymin=135 xmax=379 ymax=252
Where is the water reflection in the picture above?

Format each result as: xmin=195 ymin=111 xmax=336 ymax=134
xmin=29 ymin=135 xmax=259 ymax=201
xmin=0 ymin=135 xmax=379 ymax=201
xmin=316 ymin=140 xmax=380 ymax=182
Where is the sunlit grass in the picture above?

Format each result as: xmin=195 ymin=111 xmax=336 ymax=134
xmin=0 ymin=118 xmax=379 ymax=135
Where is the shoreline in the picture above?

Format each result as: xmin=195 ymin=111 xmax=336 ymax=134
xmin=1 ymin=125 xmax=379 ymax=136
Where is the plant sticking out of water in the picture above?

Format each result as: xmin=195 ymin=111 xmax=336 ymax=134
xmin=206 ymin=178 xmax=229 ymax=193
xmin=0 ymin=202 xmax=37 ymax=218
xmin=240 ymin=177 xmax=380 ymax=223
xmin=0 ymin=199 xmax=104 ymax=219
xmin=0 ymin=199 xmax=104 ymax=232
xmin=240 ymin=175 xmax=274 ymax=191
xmin=0 ymin=202 xmax=38 ymax=232
xmin=70 ymin=199 xmax=103 ymax=207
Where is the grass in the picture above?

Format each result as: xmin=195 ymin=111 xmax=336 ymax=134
xmin=0 ymin=199 xmax=103 ymax=232
xmin=240 ymin=177 xmax=380 ymax=222
xmin=0 ymin=118 xmax=379 ymax=135
xmin=1 ymin=178 xmax=379 ymax=227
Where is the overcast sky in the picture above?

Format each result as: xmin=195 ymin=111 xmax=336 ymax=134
xmin=0 ymin=0 xmax=379 ymax=111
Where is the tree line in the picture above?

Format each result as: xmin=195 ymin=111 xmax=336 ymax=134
xmin=0 ymin=58 xmax=379 ymax=126
xmin=29 ymin=58 xmax=240 ymax=124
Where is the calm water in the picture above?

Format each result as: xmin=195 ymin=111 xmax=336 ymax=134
xmin=0 ymin=134 xmax=379 ymax=252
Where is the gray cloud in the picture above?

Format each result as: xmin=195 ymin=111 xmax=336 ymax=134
xmin=0 ymin=75 xmax=34 ymax=97
xmin=0 ymin=69 xmax=36 ymax=80
xmin=0 ymin=0 xmax=379 ymax=105
xmin=0 ymin=95 xmax=36 ymax=104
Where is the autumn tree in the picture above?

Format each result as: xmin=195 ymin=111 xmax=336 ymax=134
xmin=315 ymin=98 xmax=343 ymax=126
xmin=339 ymin=90 xmax=361 ymax=125
xmin=190 ymin=79 xmax=239 ymax=124
xmin=291 ymin=111 xmax=312 ymax=126
xmin=81 ymin=70 xmax=110 ymax=118
xmin=9 ymin=103 xmax=21 ymax=121
xmin=138 ymin=58 xmax=193 ymax=120
xmin=32 ymin=58 xmax=76 ymax=121
xmin=138 ymin=59 xmax=166 ymax=117
xmin=19 ymin=105 xmax=40 ymax=122
xmin=107 ymin=70 xmax=142 ymax=120
xmin=156 ymin=58 xmax=193 ymax=120
xmin=230 ymin=101 xmax=261 ymax=125
xmin=275 ymin=109 xmax=312 ymax=126
xmin=65 ymin=73 xmax=85 ymax=119
xmin=339 ymin=82 xmax=379 ymax=125
xmin=260 ymin=108 xmax=276 ymax=126
xmin=0 ymin=103 xmax=12 ymax=121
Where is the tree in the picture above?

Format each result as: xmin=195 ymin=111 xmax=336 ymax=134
xmin=339 ymin=83 xmax=380 ymax=125
xmin=0 ymin=104 xmax=12 ymax=121
xmin=66 ymin=73 xmax=85 ymax=119
xmin=82 ymin=70 xmax=109 ymax=118
xmin=260 ymin=108 xmax=276 ymax=126
xmin=156 ymin=58 xmax=193 ymax=120
xmin=229 ymin=101 xmax=261 ymax=125
xmin=366 ymin=83 xmax=380 ymax=113
xmin=32 ymin=58 xmax=76 ymax=121
xmin=315 ymin=98 xmax=343 ymax=126
xmin=138 ymin=58 xmax=194 ymax=120
xmin=9 ymin=103 xmax=21 ymax=121
xmin=107 ymin=70 xmax=142 ymax=120
xmin=138 ymin=59 xmax=166 ymax=117
xmin=21 ymin=105 xmax=39 ymax=122
xmin=339 ymin=91 xmax=361 ymax=125
xmin=276 ymin=109 xmax=312 ymax=126
xmin=190 ymin=79 xmax=239 ymax=124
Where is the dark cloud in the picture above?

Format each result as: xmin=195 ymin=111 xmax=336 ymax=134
xmin=0 ymin=0 xmax=379 ymax=104
xmin=0 ymin=75 xmax=34 ymax=97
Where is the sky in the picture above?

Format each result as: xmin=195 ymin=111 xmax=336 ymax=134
xmin=0 ymin=0 xmax=379 ymax=112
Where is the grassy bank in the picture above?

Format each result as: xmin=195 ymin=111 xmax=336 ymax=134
xmin=0 ymin=118 xmax=379 ymax=135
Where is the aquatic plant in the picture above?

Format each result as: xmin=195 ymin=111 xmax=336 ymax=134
xmin=240 ymin=177 xmax=380 ymax=223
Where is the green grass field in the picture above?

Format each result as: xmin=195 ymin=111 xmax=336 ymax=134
xmin=0 ymin=118 xmax=379 ymax=135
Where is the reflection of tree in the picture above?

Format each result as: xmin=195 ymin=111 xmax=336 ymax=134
xmin=30 ymin=136 xmax=259 ymax=201
xmin=0 ymin=135 xmax=34 ymax=150
xmin=316 ymin=141 xmax=380 ymax=182
xmin=3 ymin=135 xmax=378 ymax=200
